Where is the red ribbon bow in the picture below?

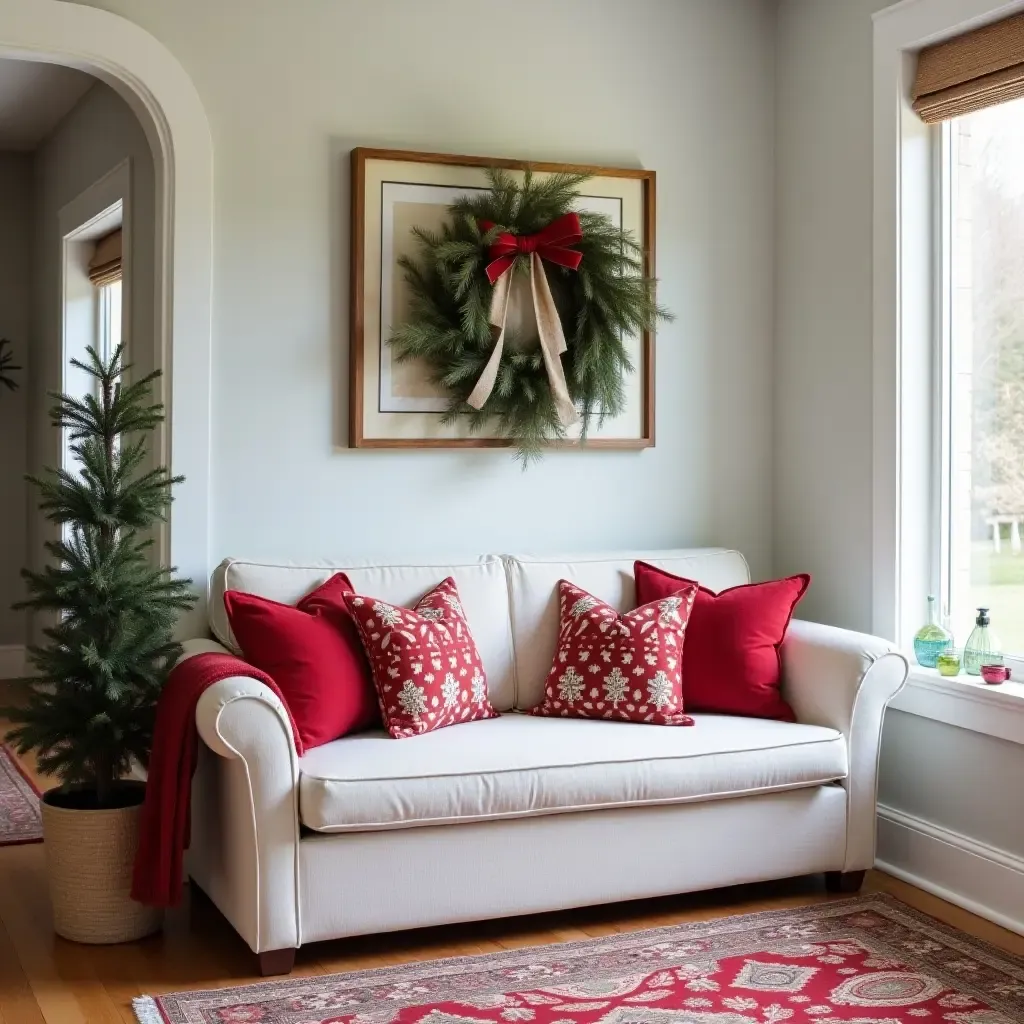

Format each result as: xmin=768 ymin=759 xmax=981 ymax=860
xmin=481 ymin=212 xmax=583 ymax=285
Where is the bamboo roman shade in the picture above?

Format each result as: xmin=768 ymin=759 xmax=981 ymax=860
xmin=913 ymin=10 xmax=1024 ymax=123
xmin=88 ymin=229 xmax=122 ymax=287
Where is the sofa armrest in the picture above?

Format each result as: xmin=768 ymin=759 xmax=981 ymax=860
xmin=185 ymin=640 xmax=302 ymax=953
xmin=177 ymin=637 xmax=235 ymax=665
xmin=781 ymin=619 xmax=908 ymax=872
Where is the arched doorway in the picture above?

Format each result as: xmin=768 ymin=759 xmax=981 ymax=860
xmin=0 ymin=1 xmax=212 ymax=636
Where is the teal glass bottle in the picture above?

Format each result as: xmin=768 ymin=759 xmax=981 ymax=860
xmin=913 ymin=595 xmax=952 ymax=668
xmin=963 ymin=608 xmax=1001 ymax=676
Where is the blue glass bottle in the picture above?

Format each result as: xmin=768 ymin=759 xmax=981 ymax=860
xmin=913 ymin=596 xmax=952 ymax=668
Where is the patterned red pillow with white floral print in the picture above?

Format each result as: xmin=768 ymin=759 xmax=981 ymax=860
xmin=529 ymin=579 xmax=699 ymax=725
xmin=343 ymin=577 xmax=499 ymax=738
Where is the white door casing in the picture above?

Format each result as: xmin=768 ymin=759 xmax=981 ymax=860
xmin=0 ymin=1 xmax=213 ymax=636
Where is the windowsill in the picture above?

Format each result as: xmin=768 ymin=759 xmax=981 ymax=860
xmin=888 ymin=661 xmax=1024 ymax=746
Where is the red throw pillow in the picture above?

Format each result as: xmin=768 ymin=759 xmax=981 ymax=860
xmin=223 ymin=573 xmax=378 ymax=749
xmin=344 ymin=578 xmax=499 ymax=738
xmin=529 ymin=579 xmax=699 ymax=725
xmin=634 ymin=561 xmax=810 ymax=721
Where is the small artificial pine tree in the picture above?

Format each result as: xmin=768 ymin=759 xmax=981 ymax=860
xmin=4 ymin=344 xmax=194 ymax=809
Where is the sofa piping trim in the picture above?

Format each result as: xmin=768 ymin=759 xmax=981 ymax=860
xmin=212 ymin=689 xmax=303 ymax=951
xmin=843 ymin=648 xmax=908 ymax=871
xmin=299 ymin=774 xmax=848 ymax=834
xmin=298 ymin=734 xmax=847 ymax=785
xmin=499 ymin=548 xmax=748 ymax=568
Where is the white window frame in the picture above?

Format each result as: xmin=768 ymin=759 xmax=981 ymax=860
xmin=58 ymin=163 xmax=130 ymax=473
xmin=933 ymin=116 xmax=1016 ymax=670
xmin=936 ymin=122 xmax=956 ymax=638
xmin=0 ymin=0 xmax=216 ymax=642
xmin=873 ymin=0 xmax=1024 ymax=739
xmin=97 ymin=277 xmax=122 ymax=364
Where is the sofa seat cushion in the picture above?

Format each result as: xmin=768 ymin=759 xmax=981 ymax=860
xmin=297 ymin=713 xmax=847 ymax=833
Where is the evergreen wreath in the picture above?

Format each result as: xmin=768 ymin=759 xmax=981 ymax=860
xmin=390 ymin=168 xmax=670 ymax=461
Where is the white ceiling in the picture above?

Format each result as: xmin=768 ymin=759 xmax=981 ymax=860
xmin=0 ymin=59 xmax=94 ymax=151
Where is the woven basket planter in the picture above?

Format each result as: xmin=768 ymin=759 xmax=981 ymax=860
xmin=40 ymin=781 xmax=162 ymax=944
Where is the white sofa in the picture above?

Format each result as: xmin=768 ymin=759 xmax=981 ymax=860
xmin=181 ymin=548 xmax=908 ymax=975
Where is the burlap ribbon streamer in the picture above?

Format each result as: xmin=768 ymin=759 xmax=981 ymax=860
xmin=466 ymin=253 xmax=579 ymax=426
xmin=466 ymin=213 xmax=583 ymax=426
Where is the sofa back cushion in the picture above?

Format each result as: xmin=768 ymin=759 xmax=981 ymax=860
xmin=209 ymin=557 xmax=516 ymax=710
xmin=505 ymin=549 xmax=749 ymax=710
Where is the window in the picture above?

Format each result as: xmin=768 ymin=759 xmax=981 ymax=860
xmin=60 ymin=218 xmax=123 ymax=486
xmin=89 ymin=226 xmax=123 ymax=365
xmin=940 ymin=97 xmax=1024 ymax=664
xmin=98 ymin=277 xmax=122 ymax=362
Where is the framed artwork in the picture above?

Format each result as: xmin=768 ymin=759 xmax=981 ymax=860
xmin=349 ymin=147 xmax=656 ymax=449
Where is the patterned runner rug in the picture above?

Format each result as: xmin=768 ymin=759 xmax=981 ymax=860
xmin=134 ymin=894 xmax=1024 ymax=1024
xmin=0 ymin=743 xmax=42 ymax=846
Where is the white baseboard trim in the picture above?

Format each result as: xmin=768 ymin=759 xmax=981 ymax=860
xmin=0 ymin=645 xmax=27 ymax=680
xmin=877 ymin=803 xmax=1024 ymax=937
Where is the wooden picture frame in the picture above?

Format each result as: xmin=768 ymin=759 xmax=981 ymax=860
xmin=349 ymin=147 xmax=657 ymax=449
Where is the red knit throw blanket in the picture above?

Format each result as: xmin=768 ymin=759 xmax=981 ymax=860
xmin=131 ymin=651 xmax=303 ymax=907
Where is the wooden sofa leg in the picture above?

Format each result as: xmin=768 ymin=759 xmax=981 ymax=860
xmin=257 ymin=948 xmax=296 ymax=976
xmin=825 ymin=870 xmax=866 ymax=894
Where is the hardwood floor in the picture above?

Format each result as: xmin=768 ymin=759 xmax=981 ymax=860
xmin=3 ymin=704 xmax=1023 ymax=1023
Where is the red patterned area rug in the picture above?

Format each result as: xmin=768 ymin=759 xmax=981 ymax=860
xmin=0 ymin=743 xmax=42 ymax=846
xmin=134 ymin=895 xmax=1024 ymax=1024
